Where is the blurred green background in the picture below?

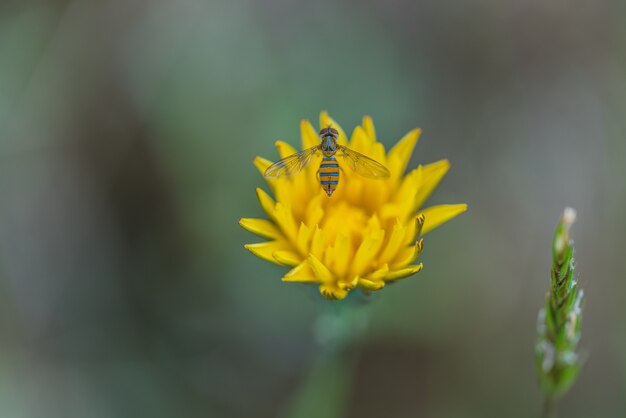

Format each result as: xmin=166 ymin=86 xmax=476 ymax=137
xmin=1 ymin=1 xmax=625 ymax=417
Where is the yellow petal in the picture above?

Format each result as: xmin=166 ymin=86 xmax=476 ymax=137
xmin=310 ymin=225 xmax=326 ymax=259
xmin=378 ymin=219 xmax=406 ymax=264
xmin=320 ymin=111 xmax=348 ymax=145
xmin=269 ymin=137 xmax=317 ymax=205
xmin=275 ymin=140 xmax=298 ymax=159
xmin=414 ymin=159 xmax=450 ymax=209
xmin=319 ymin=284 xmax=348 ymax=300
xmin=387 ymin=128 xmax=421 ymax=179
xmin=351 ymin=229 xmax=385 ymax=276
xmin=308 ymin=254 xmax=333 ymax=282
xmin=283 ymin=261 xmax=318 ymax=283
xmin=296 ymin=222 xmax=311 ymax=255
xmin=273 ymin=250 xmax=302 ymax=267
xmin=416 ymin=213 xmax=426 ymax=237
xmin=419 ymin=204 xmax=467 ymax=235
xmin=365 ymin=213 xmax=382 ymax=233
xmin=349 ymin=126 xmax=372 ymax=154
xmin=392 ymin=239 xmax=423 ymax=269
xmin=358 ymin=277 xmax=385 ymax=291
xmin=362 ymin=115 xmax=376 ymax=141
xmin=370 ymin=142 xmax=386 ymax=167
xmin=239 ymin=218 xmax=281 ymax=239
xmin=379 ymin=203 xmax=402 ymax=220
xmin=255 ymin=188 xmax=276 ymax=219
xmin=367 ymin=264 xmax=389 ymax=281
xmin=329 ymin=233 xmax=351 ymax=277
xmin=337 ymin=276 xmax=359 ymax=291
xmin=342 ymin=176 xmax=364 ymax=205
xmin=391 ymin=167 xmax=422 ymax=218
xmin=254 ymin=156 xmax=273 ymax=176
xmin=254 ymin=157 xmax=278 ymax=194
xmin=300 ymin=119 xmax=319 ymax=149
xmin=305 ymin=196 xmax=324 ymax=227
xmin=403 ymin=213 xmax=426 ymax=246
xmin=245 ymin=241 xmax=290 ymax=266
xmin=273 ymin=202 xmax=298 ymax=241
xmin=384 ymin=263 xmax=423 ymax=282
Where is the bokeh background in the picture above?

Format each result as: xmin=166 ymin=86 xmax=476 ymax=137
xmin=1 ymin=0 xmax=625 ymax=417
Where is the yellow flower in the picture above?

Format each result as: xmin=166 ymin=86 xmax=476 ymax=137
xmin=240 ymin=112 xmax=466 ymax=300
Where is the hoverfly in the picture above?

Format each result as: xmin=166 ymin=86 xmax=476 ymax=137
xmin=264 ymin=127 xmax=390 ymax=196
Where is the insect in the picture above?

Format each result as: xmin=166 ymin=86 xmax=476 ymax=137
xmin=264 ymin=127 xmax=390 ymax=196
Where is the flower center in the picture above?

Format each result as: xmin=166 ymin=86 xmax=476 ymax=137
xmin=320 ymin=202 xmax=369 ymax=246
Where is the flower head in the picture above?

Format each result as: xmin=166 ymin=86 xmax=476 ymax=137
xmin=240 ymin=112 xmax=466 ymax=300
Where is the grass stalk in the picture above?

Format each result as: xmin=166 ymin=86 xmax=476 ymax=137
xmin=535 ymin=208 xmax=585 ymax=417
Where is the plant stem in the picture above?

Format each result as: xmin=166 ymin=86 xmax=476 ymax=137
xmin=542 ymin=396 xmax=556 ymax=418
xmin=281 ymin=299 xmax=370 ymax=418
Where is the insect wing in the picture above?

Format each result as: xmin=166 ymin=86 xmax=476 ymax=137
xmin=338 ymin=146 xmax=391 ymax=179
xmin=263 ymin=146 xmax=320 ymax=178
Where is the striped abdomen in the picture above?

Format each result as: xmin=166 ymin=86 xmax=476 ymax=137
xmin=319 ymin=156 xmax=339 ymax=196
